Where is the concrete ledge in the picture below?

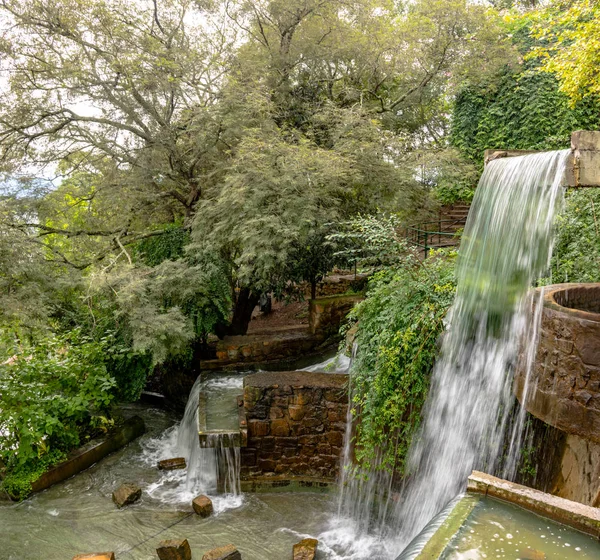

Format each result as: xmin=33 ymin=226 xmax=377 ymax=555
xmin=414 ymin=494 xmax=480 ymax=560
xmin=29 ymin=416 xmax=145 ymax=495
xmin=467 ymin=471 xmax=600 ymax=539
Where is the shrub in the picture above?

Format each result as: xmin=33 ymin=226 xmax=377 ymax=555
xmin=0 ymin=329 xmax=116 ymax=498
xmin=348 ymin=251 xmax=457 ymax=474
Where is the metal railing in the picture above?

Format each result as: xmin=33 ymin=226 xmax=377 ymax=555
xmin=405 ymin=218 xmax=466 ymax=257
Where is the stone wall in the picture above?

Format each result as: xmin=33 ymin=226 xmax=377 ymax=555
xmin=241 ymin=371 xmax=348 ymax=481
xmin=514 ymin=283 xmax=600 ymax=508
xmin=514 ymin=284 xmax=600 ymax=443
xmin=552 ymin=434 xmax=600 ymax=507
xmin=309 ymin=294 xmax=363 ymax=338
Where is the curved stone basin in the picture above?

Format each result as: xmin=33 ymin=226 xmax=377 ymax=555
xmin=514 ymin=283 xmax=600 ymax=443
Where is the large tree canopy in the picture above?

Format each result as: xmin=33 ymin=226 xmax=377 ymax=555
xmin=0 ymin=0 xmax=513 ymax=347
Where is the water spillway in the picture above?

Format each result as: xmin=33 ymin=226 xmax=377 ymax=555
xmin=327 ymin=149 xmax=573 ymax=558
xmin=393 ymin=149 xmax=571 ymax=545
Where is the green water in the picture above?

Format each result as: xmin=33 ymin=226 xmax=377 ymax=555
xmin=442 ymin=497 xmax=600 ymax=560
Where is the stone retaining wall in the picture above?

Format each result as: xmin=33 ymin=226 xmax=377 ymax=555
xmin=241 ymin=371 xmax=348 ymax=481
xmin=514 ymin=283 xmax=600 ymax=443
xmin=309 ymin=294 xmax=363 ymax=338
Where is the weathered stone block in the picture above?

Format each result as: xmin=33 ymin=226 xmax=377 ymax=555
xmin=293 ymin=538 xmax=318 ymax=560
xmin=290 ymin=390 xmax=312 ymax=406
xmin=289 ymin=405 xmax=306 ymax=421
xmin=270 ymin=418 xmax=290 ymax=437
xmin=269 ymin=407 xmax=284 ymax=419
xmin=192 ymin=495 xmax=214 ymax=518
xmin=156 ymin=539 xmax=192 ymax=560
xmin=112 ymin=483 xmax=141 ymax=508
xmin=248 ymin=420 xmax=269 ymax=437
xmin=202 ymin=544 xmax=242 ymax=560
xmin=73 ymin=554 xmax=115 ymax=560
xmin=257 ymin=458 xmax=277 ymax=471
xmin=325 ymin=431 xmax=344 ymax=447
xmin=158 ymin=457 xmax=186 ymax=471
xmin=572 ymin=130 xmax=600 ymax=151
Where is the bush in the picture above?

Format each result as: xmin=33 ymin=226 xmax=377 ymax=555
xmin=544 ymin=189 xmax=600 ymax=284
xmin=348 ymin=251 xmax=456 ymax=474
xmin=0 ymin=329 xmax=116 ymax=498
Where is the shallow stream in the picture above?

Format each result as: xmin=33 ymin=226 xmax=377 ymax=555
xmin=0 ymin=402 xmax=340 ymax=560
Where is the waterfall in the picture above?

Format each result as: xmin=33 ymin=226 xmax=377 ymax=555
xmin=323 ymin=149 xmax=570 ymax=558
xmin=143 ymin=375 xmax=242 ymax=510
xmin=392 ymin=149 xmax=570 ymax=547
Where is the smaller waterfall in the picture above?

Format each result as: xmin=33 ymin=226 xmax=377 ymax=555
xmin=143 ymin=375 xmax=243 ymax=510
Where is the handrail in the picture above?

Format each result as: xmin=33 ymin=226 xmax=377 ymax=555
xmin=404 ymin=217 xmax=467 ymax=256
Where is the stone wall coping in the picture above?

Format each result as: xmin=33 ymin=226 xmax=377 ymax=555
xmin=539 ymin=283 xmax=600 ymax=323
xmin=29 ymin=416 xmax=145 ymax=497
xmin=467 ymin=471 xmax=600 ymax=538
xmin=243 ymin=371 xmax=348 ymax=389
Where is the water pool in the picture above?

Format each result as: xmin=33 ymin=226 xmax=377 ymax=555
xmin=441 ymin=496 xmax=600 ymax=560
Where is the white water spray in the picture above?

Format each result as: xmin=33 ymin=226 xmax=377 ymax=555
xmin=323 ymin=150 xmax=571 ymax=559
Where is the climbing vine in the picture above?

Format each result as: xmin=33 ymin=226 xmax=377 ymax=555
xmin=348 ymin=251 xmax=457 ymax=474
xmin=451 ymin=13 xmax=600 ymax=166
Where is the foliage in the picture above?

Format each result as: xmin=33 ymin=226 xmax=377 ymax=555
xmin=348 ymin=251 xmax=457 ymax=473
xmin=1 ymin=448 xmax=67 ymax=501
xmin=451 ymin=10 xmax=600 ymax=165
xmin=0 ymin=330 xmax=116 ymax=498
xmin=543 ymin=189 xmax=600 ymax=284
xmin=528 ymin=0 xmax=600 ymax=104
xmin=329 ymin=214 xmax=414 ymax=269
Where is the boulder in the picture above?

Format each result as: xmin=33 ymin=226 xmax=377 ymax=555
xmin=158 ymin=457 xmax=187 ymax=471
xmin=73 ymin=554 xmax=115 ymax=560
xmin=293 ymin=538 xmax=318 ymax=560
xmin=192 ymin=494 xmax=214 ymax=517
xmin=112 ymin=483 xmax=141 ymax=508
xmin=156 ymin=539 xmax=192 ymax=560
xmin=201 ymin=544 xmax=242 ymax=560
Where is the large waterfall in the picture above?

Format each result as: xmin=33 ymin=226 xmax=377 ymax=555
xmin=326 ymin=149 xmax=571 ymax=558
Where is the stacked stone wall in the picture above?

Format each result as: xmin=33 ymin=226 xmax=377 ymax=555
xmin=241 ymin=371 xmax=348 ymax=481
xmin=515 ymin=284 xmax=600 ymax=443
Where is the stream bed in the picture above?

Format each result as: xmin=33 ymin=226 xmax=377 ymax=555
xmin=0 ymin=402 xmax=339 ymax=560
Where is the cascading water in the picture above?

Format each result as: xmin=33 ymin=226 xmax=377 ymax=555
xmin=393 ymin=149 xmax=570 ymax=547
xmin=143 ymin=375 xmax=243 ymax=510
xmin=324 ymin=149 xmax=571 ymax=559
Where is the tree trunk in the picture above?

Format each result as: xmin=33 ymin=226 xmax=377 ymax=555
xmin=227 ymin=287 xmax=260 ymax=336
xmin=311 ymin=279 xmax=317 ymax=300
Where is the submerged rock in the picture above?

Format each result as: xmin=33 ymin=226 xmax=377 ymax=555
xmin=72 ymin=554 xmax=115 ymax=560
xmin=156 ymin=539 xmax=192 ymax=560
xmin=201 ymin=544 xmax=242 ymax=560
xmin=293 ymin=538 xmax=318 ymax=560
xmin=192 ymin=494 xmax=214 ymax=517
xmin=112 ymin=483 xmax=141 ymax=508
xmin=158 ymin=457 xmax=187 ymax=470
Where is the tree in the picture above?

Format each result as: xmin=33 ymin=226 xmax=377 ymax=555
xmin=529 ymin=0 xmax=600 ymax=104
xmin=0 ymin=0 xmax=234 ymax=235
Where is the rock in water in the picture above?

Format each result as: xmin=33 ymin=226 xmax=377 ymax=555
xmin=112 ymin=483 xmax=141 ymax=508
xmin=73 ymin=554 xmax=115 ymax=560
xmin=156 ymin=539 xmax=192 ymax=560
xmin=192 ymin=494 xmax=214 ymax=517
xmin=201 ymin=544 xmax=242 ymax=560
xmin=293 ymin=538 xmax=318 ymax=560
xmin=157 ymin=457 xmax=187 ymax=470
